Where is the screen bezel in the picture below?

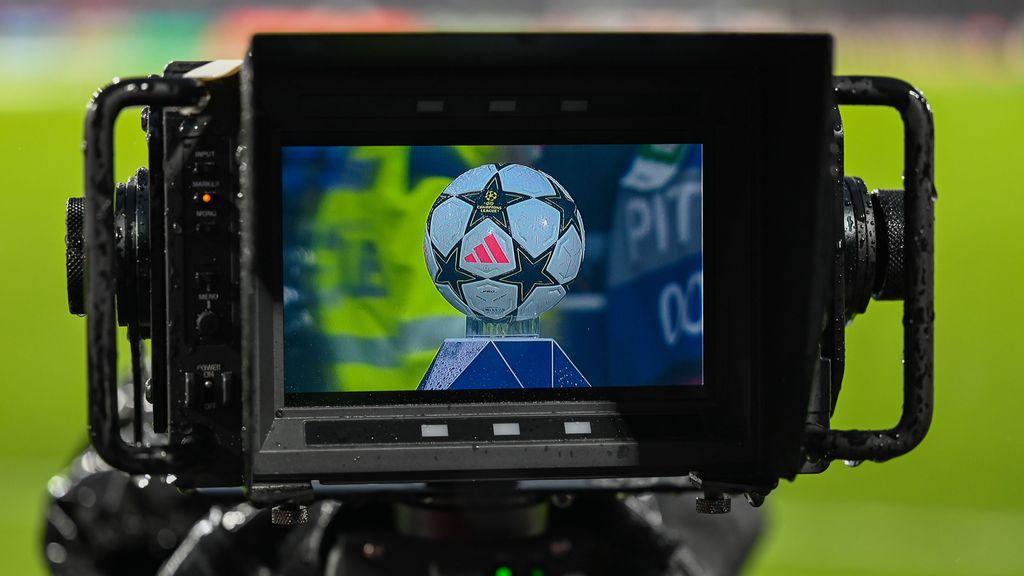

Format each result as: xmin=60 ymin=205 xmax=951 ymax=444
xmin=242 ymin=33 xmax=832 ymax=485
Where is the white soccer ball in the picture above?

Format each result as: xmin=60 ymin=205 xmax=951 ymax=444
xmin=424 ymin=163 xmax=585 ymax=321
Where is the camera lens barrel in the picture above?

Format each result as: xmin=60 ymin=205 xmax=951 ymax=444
xmin=842 ymin=176 xmax=906 ymax=319
xmin=843 ymin=177 xmax=876 ymax=317
xmin=114 ymin=167 xmax=152 ymax=337
xmin=65 ymin=197 xmax=86 ymax=316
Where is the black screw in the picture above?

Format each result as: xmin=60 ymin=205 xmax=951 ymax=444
xmin=270 ymin=504 xmax=308 ymax=526
xmin=695 ymin=492 xmax=731 ymax=514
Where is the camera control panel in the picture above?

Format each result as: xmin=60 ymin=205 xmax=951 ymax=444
xmin=155 ymin=68 xmax=244 ymax=485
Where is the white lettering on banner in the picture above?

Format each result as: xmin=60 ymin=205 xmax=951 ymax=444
xmin=625 ymin=197 xmax=651 ymax=261
xmin=665 ymin=180 xmax=701 ymax=246
xmin=658 ymin=272 xmax=703 ymax=346
xmin=653 ymin=193 xmax=670 ymax=252
xmin=625 ymin=181 xmax=702 ymax=263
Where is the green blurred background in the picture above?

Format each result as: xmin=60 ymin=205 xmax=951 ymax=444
xmin=1 ymin=4 xmax=1022 ymax=575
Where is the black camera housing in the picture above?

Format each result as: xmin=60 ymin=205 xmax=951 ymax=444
xmin=74 ymin=34 xmax=934 ymax=499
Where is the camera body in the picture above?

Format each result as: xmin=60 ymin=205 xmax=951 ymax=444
xmin=68 ymin=60 xmax=247 ymax=486
xmin=68 ymin=34 xmax=934 ymax=503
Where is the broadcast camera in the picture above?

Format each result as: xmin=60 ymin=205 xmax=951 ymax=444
xmin=64 ymin=34 xmax=934 ymax=524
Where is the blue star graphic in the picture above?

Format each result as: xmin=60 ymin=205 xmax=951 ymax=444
xmin=432 ymin=244 xmax=475 ymax=301
xmin=496 ymin=245 xmax=560 ymax=302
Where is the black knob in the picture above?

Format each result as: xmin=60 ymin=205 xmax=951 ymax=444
xmin=195 ymin=310 xmax=220 ymax=337
xmin=872 ymin=188 xmax=905 ymax=300
xmin=65 ymin=197 xmax=86 ymax=316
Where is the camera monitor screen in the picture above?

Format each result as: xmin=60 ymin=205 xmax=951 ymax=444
xmin=281 ymin=144 xmax=702 ymax=394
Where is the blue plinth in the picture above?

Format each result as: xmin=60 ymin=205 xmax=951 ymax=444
xmin=418 ymin=338 xmax=591 ymax=390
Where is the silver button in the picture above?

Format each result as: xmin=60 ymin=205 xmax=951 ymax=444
xmin=564 ymin=421 xmax=591 ymax=435
xmin=420 ymin=424 xmax=449 ymax=438
xmin=492 ymin=423 xmax=521 ymax=437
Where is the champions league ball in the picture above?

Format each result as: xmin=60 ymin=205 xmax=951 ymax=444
xmin=424 ymin=163 xmax=585 ymax=322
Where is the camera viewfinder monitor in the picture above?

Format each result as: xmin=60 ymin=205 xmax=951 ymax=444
xmin=243 ymin=34 xmax=834 ymax=486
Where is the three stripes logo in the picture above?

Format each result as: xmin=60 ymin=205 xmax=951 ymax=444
xmin=464 ymin=233 xmax=510 ymax=264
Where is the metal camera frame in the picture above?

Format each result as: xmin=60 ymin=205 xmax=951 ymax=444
xmin=80 ymin=34 xmax=933 ymax=501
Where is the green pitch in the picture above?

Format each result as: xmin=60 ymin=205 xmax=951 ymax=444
xmin=1 ymin=39 xmax=1021 ymax=576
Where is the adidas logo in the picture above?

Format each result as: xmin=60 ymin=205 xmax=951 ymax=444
xmin=464 ymin=233 xmax=510 ymax=264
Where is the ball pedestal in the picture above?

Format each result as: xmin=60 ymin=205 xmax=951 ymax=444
xmin=417 ymin=318 xmax=590 ymax=390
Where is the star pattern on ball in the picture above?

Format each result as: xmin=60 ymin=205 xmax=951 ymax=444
xmin=540 ymin=176 xmax=579 ymax=233
xmin=432 ymin=244 xmax=475 ymax=301
xmin=460 ymin=172 xmax=529 ymax=230
xmin=496 ymin=245 xmax=560 ymax=303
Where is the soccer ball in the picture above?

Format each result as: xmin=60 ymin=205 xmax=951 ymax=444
xmin=424 ymin=163 xmax=585 ymax=322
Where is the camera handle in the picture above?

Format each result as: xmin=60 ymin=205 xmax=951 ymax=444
xmin=807 ymin=76 xmax=936 ymax=462
xmin=84 ymin=76 xmax=207 ymax=473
